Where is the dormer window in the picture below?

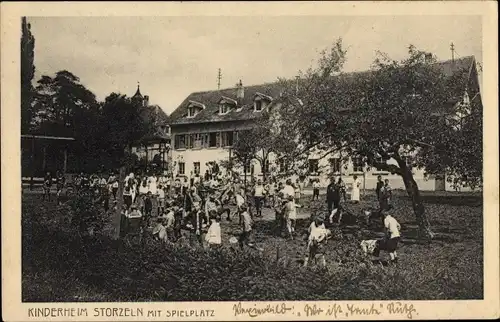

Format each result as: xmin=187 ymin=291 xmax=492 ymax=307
xmin=254 ymin=99 xmax=264 ymax=112
xmin=187 ymin=100 xmax=205 ymax=118
xmin=188 ymin=106 xmax=197 ymax=118
xmin=218 ymin=96 xmax=237 ymax=115
xmin=254 ymin=92 xmax=273 ymax=112
xmin=219 ymin=103 xmax=229 ymax=115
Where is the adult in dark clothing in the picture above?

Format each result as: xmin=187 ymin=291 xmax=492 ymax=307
xmin=326 ymin=177 xmax=340 ymax=215
xmin=375 ymin=175 xmax=384 ymax=201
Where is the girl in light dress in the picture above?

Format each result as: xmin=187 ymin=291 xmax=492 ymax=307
xmin=351 ymin=175 xmax=361 ymax=203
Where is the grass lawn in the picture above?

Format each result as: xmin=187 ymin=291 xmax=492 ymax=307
xmin=22 ymin=189 xmax=483 ymax=301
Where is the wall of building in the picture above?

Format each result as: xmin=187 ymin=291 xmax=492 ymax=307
xmin=170 ymin=121 xmax=480 ymax=192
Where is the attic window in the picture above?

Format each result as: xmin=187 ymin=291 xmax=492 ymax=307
xmin=188 ymin=106 xmax=197 ymax=118
xmin=218 ymin=96 xmax=237 ymax=115
xmin=254 ymin=92 xmax=272 ymax=112
xmin=187 ymin=100 xmax=205 ymax=118
xmin=254 ymin=98 xmax=265 ymax=112
xmin=219 ymin=103 xmax=230 ymax=115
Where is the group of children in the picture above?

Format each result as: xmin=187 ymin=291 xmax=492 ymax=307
xmin=42 ymin=168 xmax=401 ymax=267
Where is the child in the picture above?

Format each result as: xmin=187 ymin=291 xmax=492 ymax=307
xmin=157 ymin=184 xmax=166 ymax=216
xmin=379 ymin=179 xmax=393 ymax=211
xmin=152 ymin=218 xmax=168 ymax=242
xmin=312 ymin=179 xmax=320 ymax=201
xmin=234 ymin=190 xmax=246 ymax=224
xmin=284 ymin=195 xmax=300 ymax=239
xmin=143 ymin=191 xmax=153 ymax=226
xmin=304 ymin=216 xmax=330 ymax=267
xmin=239 ymin=206 xmax=254 ymax=249
xmin=189 ymin=202 xmax=206 ymax=246
xmin=123 ymin=184 xmax=132 ymax=208
xmin=139 ymin=180 xmax=149 ymax=213
xmin=382 ymin=209 xmax=401 ymax=264
xmin=205 ymin=210 xmax=222 ymax=248
xmin=294 ymin=180 xmax=302 ymax=204
xmin=308 ymin=215 xmax=326 ymax=239
xmin=42 ymin=172 xmax=52 ymax=201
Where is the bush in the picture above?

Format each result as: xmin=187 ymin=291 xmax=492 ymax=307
xmin=68 ymin=190 xmax=106 ymax=236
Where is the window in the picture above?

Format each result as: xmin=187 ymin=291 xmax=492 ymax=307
xmin=178 ymin=162 xmax=185 ymax=175
xmin=244 ymin=160 xmax=252 ymax=173
xmin=263 ymin=160 xmax=270 ymax=174
xmin=193 ymin=162 xmax=200 ymax=175
xmin=209 ymin=132 xmax=218 ymax=148
xmin=219 ymin=104 xmax=229 ymax=115
xmin=329 ymin=158 xmax=341 ymax=173
xmin=174 ymin=134 xmax=186 ymax=149
xmin=308 ymin=159 xmax=319 ymax=174
xmin=254 ymin=100 xmax=263 ymax=112
xmin=188 ymin=106 xmax=197 ymax=118
xmin=352 ymin=157 xmax=364 ymax=172
xmin=192 ymin=133 xmax=203 ymax=149
xmin=221 ymin=131 xmax=234 ymax=147
xmin=186 ymin=134 xmax=193 ymax=149
xmin=278 ymin=158 xmax=288 ymax=173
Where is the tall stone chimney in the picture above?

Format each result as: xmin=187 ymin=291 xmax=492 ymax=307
xmin=236 ymin=80 xmax=244 ymax=100
xmin=143 ymin=95 xmax=149 ymax=107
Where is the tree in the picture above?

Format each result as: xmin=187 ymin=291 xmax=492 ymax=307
xmin=276 ymin=40 xmax=482 ymax=239
xmin=33 ymin=70 xmax=98 ymax=136
xmin=95 ymin=93 xmax=152 ymax=239
xmin=232 ymin=129 xmax=257 ymax=186
xmin=21 ymin=17 xmax=36 ymax=133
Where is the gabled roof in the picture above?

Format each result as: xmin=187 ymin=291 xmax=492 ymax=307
xmin=169 ymin=56 xmax=476 ymax=126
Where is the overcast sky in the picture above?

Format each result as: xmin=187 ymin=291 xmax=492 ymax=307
xmin=29 ymin=16 xmax=482 ymax=114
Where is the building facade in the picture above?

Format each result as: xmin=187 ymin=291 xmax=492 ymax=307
xmin=168 ymin=57 xmax=481 ymax=191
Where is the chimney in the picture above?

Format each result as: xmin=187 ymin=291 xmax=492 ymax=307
xmin=236 ymin=80 xmax=244 ymax=100
xmin=295 ymin=76 xmax=300 ymax=95
xmin=143 ymin=95 xmax=149 ymax=107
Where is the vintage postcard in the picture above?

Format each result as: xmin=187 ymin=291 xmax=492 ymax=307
xmin=1 ymin=1 xmax=499 ymax=321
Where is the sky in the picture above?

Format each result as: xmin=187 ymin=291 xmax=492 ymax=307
xmin=28 ymin=16 xmax=482 ymax=114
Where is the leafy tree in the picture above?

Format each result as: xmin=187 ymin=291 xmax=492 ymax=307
xmin=21 ymin=17 xmax=36 ymax=133
xmin=33 ymin=70 xmax=98 ymax=136
xmin=232 ymin=129 xmax=257 ymax=186
xmin=276 ymin=40 xmax=482 ymax=239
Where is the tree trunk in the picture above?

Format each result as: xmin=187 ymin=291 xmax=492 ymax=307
xmin=112 ymin=167 xmax=125 ymax=240
xmin=398 ymin=163 xmax=434 ymax=241
xmin=112 ymin=145 xmax=131 ymax=240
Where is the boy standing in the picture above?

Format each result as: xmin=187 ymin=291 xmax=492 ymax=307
xmin=157 ymin=184 xmax=166 ymax=216
xmin=143 ymin=191 xmax=153 ymax=226
xmin=239 ymin=206 xmax=254 ymax=249
xmin=382 ymin=209 xmax=401 ymax=264
xmin=379 ymin=179 xmax=393 ymax=210
xmin=312 ymin=179 xmax=320 ymax=201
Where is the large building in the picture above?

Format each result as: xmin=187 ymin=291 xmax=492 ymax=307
xmin=168 ymin=56 xmax=481 ymax=191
